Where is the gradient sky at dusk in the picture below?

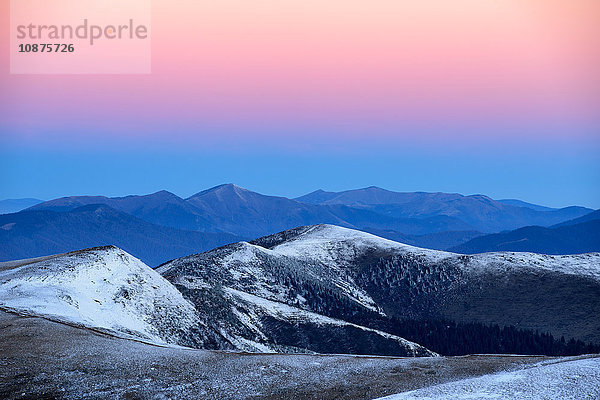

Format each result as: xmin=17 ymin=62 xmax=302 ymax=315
xmin=1 ymin=0 xmax=599 ymax=207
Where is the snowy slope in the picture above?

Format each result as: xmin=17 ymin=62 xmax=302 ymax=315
xmin=0 ymin=246 xmax=202 ymax=345
xmin=278 ymin=226 xmax=600 ymax=343
xmin=159 ymin=239 xmax=382 ymax=313
xmin=160 ymin=224 xmax=600 ymax=350
xmin=159 ymin=235 xmax=435 ymax=356
xmin=374 ymin=355 xmax=600 ymax=400
xmin=224 ymin=287 xmax=433 ymax=356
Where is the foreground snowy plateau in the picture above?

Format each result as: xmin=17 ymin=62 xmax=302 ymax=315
xmin=1 ymin=224 xmax=599 ymax=398
xmin=1 ymin=311 xmax=598 ymax=400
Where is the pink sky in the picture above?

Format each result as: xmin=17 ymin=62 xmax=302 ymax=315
xmin=1 ymin=0 xmax=599 ymax=147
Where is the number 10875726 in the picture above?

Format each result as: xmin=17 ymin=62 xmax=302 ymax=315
xmin=19 ymin=44 xmax=74 ymax=53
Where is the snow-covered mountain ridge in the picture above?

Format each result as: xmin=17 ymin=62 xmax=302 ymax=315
xmin=0 ymin=241 xmax=434 ymax=356
xmin=160 ymin=224 xmax=600 ymax=347
xmin=159 ymin=233 xmax=434 ymax=356
xmin=2 ymin=224 xmax=598 ymax=356
xmin=0 ymin=246 xmax=205 ymax=346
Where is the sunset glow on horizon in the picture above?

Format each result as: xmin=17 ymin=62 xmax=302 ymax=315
xmin=1 ymin=0 xmax=599 ymax=206
xmin=2 ymin=0 xmax=599 ymax=145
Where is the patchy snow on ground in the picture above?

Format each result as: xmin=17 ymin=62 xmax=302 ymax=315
xmin=0 ymin=246 xmax=199 ymax=345
xmin=373 ymin=355 xmax=600 ymax=400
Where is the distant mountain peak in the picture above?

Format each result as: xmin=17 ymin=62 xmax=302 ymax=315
xmin=214 ymin=183 xmax=244 ymax=190
xmin=150 ymin=189 xmax=178 ymax=197
xmin=364 ymin=185 xmax=386 ymax=190
xmin=218 ymin=183 xmax=248 ymax=193
xmin=187 ymin=183 xmax=251 ymax=199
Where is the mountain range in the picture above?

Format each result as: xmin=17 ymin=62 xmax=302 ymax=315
xmin=2 ymin=225 xmax=598 ymax=358
xmin=1 ymin=184 xmax=596 ymax=265
xmin=295 ymin=187 xmax=591 ymax=232
xmin=0 ymin=241 xmax=433 ymax=357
